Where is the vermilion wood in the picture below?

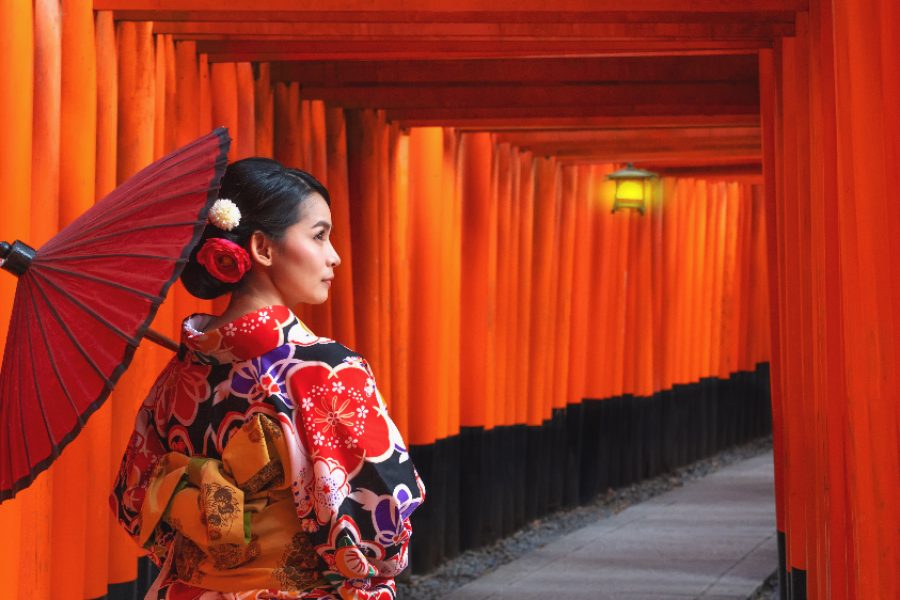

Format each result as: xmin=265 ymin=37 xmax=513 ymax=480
xmin=386 ymin=105 xmax=759 ymax=123
xmin=296 ymin=83 xmax=760 ymax=110
xmin=268 ymin=55 xmax=759 ymax=85
xmin=95 ymin=0 xmax=807 ymax=13
xmin=500 ymin=141 xmax=761 ymax=158
xmin=108 ymin=9 xmax=797 ymax=23
xmin=459 ymin=132 xmax=494 ymax=428
xmin=553 ymin=165 xmax=579 ymax=405
xmin=504 ymin=142 xmax=762 ymax=154
xmin=555 ymin=152 xmax=761 ymax=165
xmin=527 ymin=156 xmax=557 ymax=424
xmin=220 ymin=52 xmax=768 ymax=65
xmin=787 ymin=22 xmax=819 ymax=592
xmin=406 ymin=127 xmax=442 ymax=445
xmin=153 ymin=20 xmax=794 ymax=39
xmin=198 ymin=39 xmax=770 ymax=62
xmin=397 ymin=114 xmax=760 ymax=129
xmin=343 ymin=109 xmax=384 ymax=399
xmin=805 ymin=3 xmax=848 ymax=593
xmin=758 ymin=48 xmax=787 ymax=568
xmin=507 ymin=145 xmax=762 ymax=157
xmin=495 ymin=127 xmax=760 ymax=144
xmin=178 ymin=37 xmax=774 ymax=47
xmin=641 ymin=163 xmax=762 ymax=176
xmin=494 ymin=143 xmax=515 ymax=424
xmin=31 ymin=0 xmax=61 ymax=248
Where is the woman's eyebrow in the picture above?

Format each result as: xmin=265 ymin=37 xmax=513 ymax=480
xmin=311 ymin=220 xmax=332 ymax=230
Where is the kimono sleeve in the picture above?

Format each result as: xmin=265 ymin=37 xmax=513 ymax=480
xmin=287 ymin=355 xmax=425 ymax=598
xmin=109 ymin=357 xmax=176 ymax=550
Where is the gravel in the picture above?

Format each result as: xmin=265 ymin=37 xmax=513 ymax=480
xmin=397 ymin=436 xmax=775 ymax=600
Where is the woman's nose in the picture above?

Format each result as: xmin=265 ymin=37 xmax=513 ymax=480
xmin=328 ymin=243 xmax=341 ymax=267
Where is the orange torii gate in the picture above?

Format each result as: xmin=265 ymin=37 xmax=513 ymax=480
xmin=0 ymin=2 xmax=898 ymax=599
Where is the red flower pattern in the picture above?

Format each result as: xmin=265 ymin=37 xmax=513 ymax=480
xmin=288 ymin=363 xmax=392 ymax=475
xmin=153 ymin=361 xmax=211 ymax=428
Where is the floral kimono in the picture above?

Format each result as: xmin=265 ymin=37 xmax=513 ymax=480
xmin=111 ymin=305 xmax=424 ymax=600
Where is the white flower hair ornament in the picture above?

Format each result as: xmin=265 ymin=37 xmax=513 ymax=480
xmin=208 ymin=198 xmax=241 ymax=231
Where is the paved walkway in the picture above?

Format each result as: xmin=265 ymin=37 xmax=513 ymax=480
xmin=447 ymin=452 xmax=777 ymax=600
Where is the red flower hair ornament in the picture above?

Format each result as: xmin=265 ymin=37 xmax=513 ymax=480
xmin=196 ymin=237 xmax=251 ymax=283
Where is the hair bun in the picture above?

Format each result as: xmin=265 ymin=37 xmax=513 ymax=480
xmin=181 ymin=228 xmax=243 ymax=299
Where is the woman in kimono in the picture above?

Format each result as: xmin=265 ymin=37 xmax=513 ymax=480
xmin=111 ymin=158 xmax=424 ymax=600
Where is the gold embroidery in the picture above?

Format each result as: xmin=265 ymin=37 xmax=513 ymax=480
xmin=200 ymin=482 xmax=240 ymax=541
xmin=244 ymin=418 xmax=264 ymax=443
xmin=260 ymin=415 xmax=283 ymax=439
xmin=273 ymin=532 xmax=321 ymax=591
xmin=168 ymin=516 xmax=184 ymax=533
xmin=241 ymin=460 xmax=284 ymax=495
xmin=208 ymin=536 xmax=261 ymax=570
xmin=174 ymin=536 xmax=206 ymax=584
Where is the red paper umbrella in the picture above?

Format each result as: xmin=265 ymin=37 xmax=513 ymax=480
xmin=0 ymin=127 xmax=231 ymax=502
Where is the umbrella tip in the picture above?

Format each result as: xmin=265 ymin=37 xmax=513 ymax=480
xmin=0 ymin=241 xmax=9 ymax=258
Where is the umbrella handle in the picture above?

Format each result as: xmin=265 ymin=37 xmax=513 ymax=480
xmin=145 ymin=328 xmax=179 ymax=352
xmin=0 ymin=240 xmax=37 ymax=276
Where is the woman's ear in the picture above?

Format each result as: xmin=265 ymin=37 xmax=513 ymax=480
xmin=248 ymin=231 xmax=274 ymax=266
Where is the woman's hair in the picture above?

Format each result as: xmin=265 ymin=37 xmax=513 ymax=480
xmin=180 ymin=157 xmax=330 ymax=299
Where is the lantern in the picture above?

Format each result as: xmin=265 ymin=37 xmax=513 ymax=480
xmin=606 ymin=163 xmax=657 ymax=215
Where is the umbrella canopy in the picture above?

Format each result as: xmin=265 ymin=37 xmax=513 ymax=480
xmin=0 ymin=127 xmax=231 ymax=502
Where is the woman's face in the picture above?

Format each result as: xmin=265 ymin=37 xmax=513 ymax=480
xmin=269 ymin=193 xmax=340 ymax=305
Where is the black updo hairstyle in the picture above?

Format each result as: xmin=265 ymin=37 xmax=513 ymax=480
xmin=181 ymin=157 xmax=330 ymax=299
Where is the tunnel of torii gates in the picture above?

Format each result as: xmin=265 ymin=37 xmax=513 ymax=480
xmin=0 ymin=1 xmax=897 ymax=599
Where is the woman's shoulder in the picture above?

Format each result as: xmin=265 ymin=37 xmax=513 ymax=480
xmin=282 ymin=338 xmax=378 ymax=399
xmin=287 ymin=335 xmax=368 ymax=371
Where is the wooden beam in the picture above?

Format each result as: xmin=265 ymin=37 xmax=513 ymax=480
xmin=386 ymin=105 xmax=758 ymax=123
xmin=96 ymin=1 xmax=808 ymax=14
xmin=108 ymin=8 xmax=799 ymax=23
xmin=495 ymin=133 xmax=761 ymax=159
xmin=395 ymin=114 xmax=760 ymax=129
xmin=494 ymin=126 xmax=760 ymax=145
xmin=153 ymin=20 xmax=793 ymax=40
xmin=208 ymin=49 xmax=766 ymax=62
xmin=642 ymin=162 xmax=762 ymax=176
xmin=521 ymin=150 xmax=762 ymax=163
xmin=509 ymin=140 xmax=760 ymax=156
xmin=492 ymin=126 xmax=762 ymax=156
xmin=556 ymin=160 xmax=763 ymax=182
xmin=549 ymin=150 xmax=760 ymax=162
xmin=198 ymin=39 xmax=769 ymax=62
xmin=267 ymin=55 xmax=758 ymax=85
xmin=296 ymin=82 xmax=759 ymax=110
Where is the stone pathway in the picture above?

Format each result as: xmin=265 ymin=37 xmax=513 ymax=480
xmin=446 ymin=452 xmax=776 ymax=600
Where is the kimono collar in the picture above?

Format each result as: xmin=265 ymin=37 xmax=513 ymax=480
xmin=180 ymin=304 xmax=318 ymax=364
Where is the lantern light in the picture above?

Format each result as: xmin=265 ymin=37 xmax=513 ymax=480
xmin=606 ymin=163 xmax=658 ymax=215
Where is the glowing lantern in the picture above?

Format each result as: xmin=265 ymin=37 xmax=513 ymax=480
xmin=607 ymin=163 xmax=657 ymax=215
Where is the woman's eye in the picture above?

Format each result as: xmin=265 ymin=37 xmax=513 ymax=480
xmin=316 ymin=231 xmax=327 ymax=241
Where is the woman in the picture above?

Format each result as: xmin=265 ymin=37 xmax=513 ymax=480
xmin=111 ymin=158 xmax=424 ymax=600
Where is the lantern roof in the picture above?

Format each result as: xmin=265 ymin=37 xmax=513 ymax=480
xmin=607 ymin=163 xmax=658 ymax=181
